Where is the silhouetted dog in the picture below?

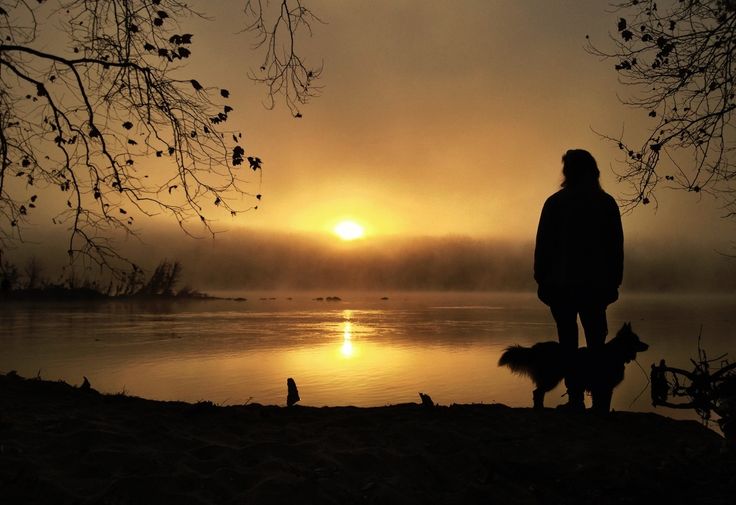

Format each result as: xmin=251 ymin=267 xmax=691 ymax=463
xmin=498 ymin=322 xmax=648 ymax=411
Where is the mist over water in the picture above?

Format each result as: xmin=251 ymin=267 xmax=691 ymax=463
xmin=7 ymin=228 xmax=736 ymax=293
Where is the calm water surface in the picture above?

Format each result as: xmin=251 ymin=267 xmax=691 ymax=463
xmin=1 ymin=291 xmax=734 ymax=420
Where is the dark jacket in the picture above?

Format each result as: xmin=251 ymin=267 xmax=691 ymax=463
xmin=534 ymin=187 xmax=623 ymax=306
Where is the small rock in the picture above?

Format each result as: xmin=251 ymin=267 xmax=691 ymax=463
xmin=287 ymin=378 xmax=300 ymax=407
xmin=419 ymin=392 xmax=434 ymax=408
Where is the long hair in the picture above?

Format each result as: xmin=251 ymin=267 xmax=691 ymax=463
xmin=561 ymin=149 xmax=601 ymax=190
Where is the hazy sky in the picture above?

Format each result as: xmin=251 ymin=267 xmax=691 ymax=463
xmin=9 ymin=1 xmax=736 ymax=273
xmin=181 ymin=0 xmax=732 ymax=249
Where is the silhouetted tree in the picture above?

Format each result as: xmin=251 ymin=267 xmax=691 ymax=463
xmin=137 ymin=259 xmax=182 ymax=296
xmin=116 ymin=267 xmax=145 ymax=297
xmin=588 ymin=0 xmax=736 ymax=215
xmin=0 ymin=0 xmax=319 ymax=279
xmin=23 ymin=256 xmax=42 ymax=290
xmin=0 ymin=258 xmax=19 ymax=292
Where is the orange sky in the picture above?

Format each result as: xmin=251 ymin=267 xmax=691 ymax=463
xmin=179 ymin=0 xmax=731 ymax=250
xmin=11 ymin=1 xmax=736 ymax=261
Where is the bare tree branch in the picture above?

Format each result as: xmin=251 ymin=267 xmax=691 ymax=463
xmin=588 ymin=0 xmax=736 ymax=216
xmin=244 ymin=0 xmax=323 ymax=117
xmin=0 ymin=0 xmax=269 ymax=279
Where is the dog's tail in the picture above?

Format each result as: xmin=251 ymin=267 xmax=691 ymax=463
xmin=498 ymin=345 xmax=536 ymax=377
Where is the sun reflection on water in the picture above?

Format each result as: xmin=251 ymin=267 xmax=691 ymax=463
xmin=341 ymin=322 xmax=354 ymax=357
xmin=340 ymin=310 xmax=355 ymax=358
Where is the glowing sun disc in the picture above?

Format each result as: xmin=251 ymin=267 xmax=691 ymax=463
xmin=334 ymin=220 xmax=364 ymax=241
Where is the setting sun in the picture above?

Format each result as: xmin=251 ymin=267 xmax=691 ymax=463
xmin=333 ymin=220 xmax=364 ymax=241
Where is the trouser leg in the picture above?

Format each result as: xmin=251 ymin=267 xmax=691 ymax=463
xmin=591 ymin=387 xmax=613 ymax=414
xmin=550 ymin=304 xmax=578 ymax=351
xmin=579 ymin=305 xmax=608 ymax=350
xmin=580 ymin=305 xmax=612 ymax=412
xmin=550 ymin=305 xmax=583 ymax=408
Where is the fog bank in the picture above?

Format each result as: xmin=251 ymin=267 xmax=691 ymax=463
xmin=5 ymin=228 xmax=736 ymax=293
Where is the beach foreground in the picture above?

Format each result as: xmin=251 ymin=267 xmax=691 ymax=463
xmin=1 ymin=373 xmax=734 ymax=505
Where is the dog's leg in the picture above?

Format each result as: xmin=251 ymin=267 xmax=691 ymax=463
xmin=533 ymin=388 xmax=545 ymax=410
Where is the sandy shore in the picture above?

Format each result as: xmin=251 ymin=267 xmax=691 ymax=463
xmin=1 ymin=372 xmax=734 ymax=505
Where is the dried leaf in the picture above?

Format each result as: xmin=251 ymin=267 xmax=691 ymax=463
xmin=232 ymin=146 xmax=245 ymax=166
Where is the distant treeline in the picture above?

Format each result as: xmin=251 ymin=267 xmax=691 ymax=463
xmin=171 ymin=233 xmax=736 ymax=293
xmin=0 ymin=259 xmax=207 ymax=301
xmin=3 ymin=230 xmax=736 ymax=293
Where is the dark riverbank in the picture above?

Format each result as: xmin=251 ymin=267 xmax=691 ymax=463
xmin=0 ymin=287 xmax=243 ymax=303
xmin=1 ymin=373 xmax=733 ymax=505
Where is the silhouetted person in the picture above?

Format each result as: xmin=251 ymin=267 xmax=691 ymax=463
xmin=534 ymin=149 xmax=623 ymax=411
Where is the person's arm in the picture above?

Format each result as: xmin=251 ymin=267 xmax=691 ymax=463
xmin=534 ymin=199 xmax=553 ymax=284
xmin=611 ymin=198 xmax=624 ymax=287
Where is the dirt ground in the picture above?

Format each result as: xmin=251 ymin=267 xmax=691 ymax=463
xmin=1 ymin=372 xmax=734 ymax=504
